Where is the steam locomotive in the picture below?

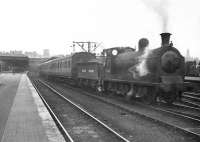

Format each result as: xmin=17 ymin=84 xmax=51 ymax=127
xmin=39 ymin=33 xmax=185 ymax=104
xmin=185 ymin=61 xmax=200 ymax=77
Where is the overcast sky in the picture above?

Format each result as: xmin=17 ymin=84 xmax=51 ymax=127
xmin=0 ymin=0 xmax=200 ymax=58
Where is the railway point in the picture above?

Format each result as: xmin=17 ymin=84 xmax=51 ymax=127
xmin=0 ymin=73 xmax=65 ymax=142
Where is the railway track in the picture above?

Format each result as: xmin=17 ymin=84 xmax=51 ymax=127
xmin=31 ymin=79 xmax=129 ymax=142
xmin=137 ymin=90 xmax=200 ymax=123
xmin=27 ymin=72 xmax=200 ymax=141
xmin=180 ymin=92 xmax=200 ymax=109
xmin=156 ymin=103 xmax=200 ymax=121
xmin=146 ymin=92 xmax=200 ymax=123
xmin=147 ymin=102 xmax=200 ymax=125
xmin=40 ymin=79 xmax=200 ymax=141
xmin=31 ymin=79 xmax=74 ymax=142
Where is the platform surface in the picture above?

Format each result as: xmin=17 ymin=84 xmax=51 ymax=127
xmin=185 ymin=76 xmax=200 ymax=82
xmin=0 ymin=73 xmax=65 ymax=142
xmin=0 ymin=73 xmax=21 ymax=141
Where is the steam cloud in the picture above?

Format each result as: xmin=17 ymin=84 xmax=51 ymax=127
xmin=128 ymin=48 xmax=152 ymax=79
xmin=136 ymin=49 xmax=152 ymax=76
xmin=141 ymin=0 xmax=169 ymax=32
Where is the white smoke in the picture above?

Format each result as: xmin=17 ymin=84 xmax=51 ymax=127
xmin=141 ymin=0 xmax=169 ymax=32
xmin=128 ymin=48 xmax=152 ymax=79
xmin=136 ymin=49 xmax=152 ymax=76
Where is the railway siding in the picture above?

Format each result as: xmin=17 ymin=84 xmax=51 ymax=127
xmin=42 ymin=79 xmax=200 ymax=142
xmin=33 ymin=79 xmax=128 ymax=142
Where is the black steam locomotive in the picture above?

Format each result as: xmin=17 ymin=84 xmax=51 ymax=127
xmin=39 ymin=33 xmax=185 ymax=104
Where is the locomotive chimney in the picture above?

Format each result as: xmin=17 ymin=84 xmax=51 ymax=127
xmin=160 ymin=33 xmax=171 ymax=47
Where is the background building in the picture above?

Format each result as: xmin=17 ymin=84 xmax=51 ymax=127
xmin=43 ymin=49 xmax=50 ymax=58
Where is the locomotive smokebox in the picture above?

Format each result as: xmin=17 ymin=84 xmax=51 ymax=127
xmin=160 ymin=33 xmax=171 ymax=47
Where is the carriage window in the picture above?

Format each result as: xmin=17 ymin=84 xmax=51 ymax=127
xmin=61 ymin=61 xmax=65 ymax=68
xmin=82 ymin=69 xmax=86 ymax=72
xmin=65 ymin=61 xmax=67 ymax=67
xmin=88 ymin=69 xmax=94 ymax=73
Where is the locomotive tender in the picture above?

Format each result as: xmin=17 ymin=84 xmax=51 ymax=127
xmin=39 ymin=33 xmax=185 ymax=104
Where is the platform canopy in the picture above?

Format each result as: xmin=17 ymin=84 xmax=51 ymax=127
xmin=0 ymin=55 xmax=29 ymax=72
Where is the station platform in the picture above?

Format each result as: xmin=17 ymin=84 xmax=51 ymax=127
xmin=185 ymin=76 xmax=200 ymax=83
xmin=0 ymin=73 xmax=65 ymax=142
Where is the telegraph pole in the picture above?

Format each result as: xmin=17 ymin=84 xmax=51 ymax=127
xmin=72 ymin=41 xmax=101 ymax=53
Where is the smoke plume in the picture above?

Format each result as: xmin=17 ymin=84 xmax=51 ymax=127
xmin=128 ymin=48 xmax=152 ymax=79
xmin=136 ymin=49 xmax=152 ymax=77
xmin=141 ymin=0 xmax=169 ymax=32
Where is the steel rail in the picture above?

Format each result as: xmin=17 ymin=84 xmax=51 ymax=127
xmin=147 ymin=104 xmax=200 ymax=122
xmin=41 ymin=79 xmax=200 ymax=139
xmin=31 ymin=79 xmax=75 ymax=142
xmin=38 ymin=79 xmax=130 ymax=142
xmin=173 ymin=102 xmax=200 ymax=111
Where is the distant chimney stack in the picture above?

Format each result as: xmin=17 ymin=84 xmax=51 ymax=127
xmin=160 ymin=33 xmax=171 ymax=47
